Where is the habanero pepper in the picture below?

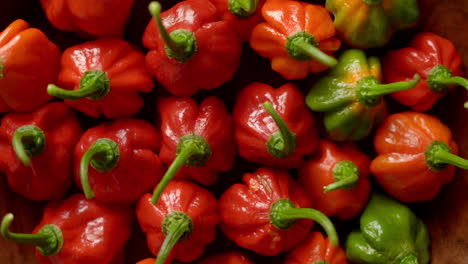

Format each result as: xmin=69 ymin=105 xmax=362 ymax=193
xmin=0 ymin=19 xmax=60 ymax=113
xmin=151 ymin=96 xmax=235 ymax=205
xmin=305 ymin=49 xmax=421 ymax=141
xmin=250 ymin=0 xmax=341 ymax=80
xmin=0 ymin=102 xmax=81 ymax=201
xmin=219 ymin=167 xmax=339 ymax=256
xmin=233 ymin=82 xmax=318 ymax=169
xmin=40 ymin=0 xmax=135 ymax=37
xmin=326 ymin=0 xmax=419 ymax=49
xmin=197 ymin=252 xmax=254 ymax=264
xmin=75 ymin=118 xmax=165 ymax=205
xmin=383 ymin=32 xmax=468 ymax=111
xmin=1 ymin=194 xmax=133 ymax=264
xmin=346 ymin=193 xmax=430 ymax=264
xmin=370 ymin=111 xmax=468 ymax=203
xmin=137 ymin=181 xmax=219 ymax=264
xmin=143 ymin=1 xmax=242 ymax=96
xmin=47 ymin=38 xmax=154 ymax=119
xmin=209 ymin=0 xmax=265 ymax=41
xmin=285 ymin=232 xmax=348 ymax=264
xmin=298 ymin=140 xmax=371 ymax=220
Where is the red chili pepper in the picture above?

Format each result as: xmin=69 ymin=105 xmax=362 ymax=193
xmin=0 ymin=19 xmax=60 ymax=112
xmin=383 ymin=32 xmax=468 ymax=111
xmin=0 ymin=102 xmax=81 ymax=201
xmin=151 ymin=96 xmax=235 ymax=205
xmin=233 ymin=82 xmax=318 ymax=169
xmin=137 ymin=181 xmax=219 ymax=264
xmin=74 ymin=118 xmax=164 ymax=205
xmin=209 ymin=0 xmax=265 ymax=41
xmin=285 ymin=232 xmax=348 ymax=264
xmin=1 ymin=194 xmax=133 ymax=264
xmin=143 ymin=1 xmax=242 ymax=96
xmin=298 ymin=140 xmax=371 ymax=220
xmin=219 ymin=167 xmax=339 ymax=256
xmin=250 ymin=0 xmax=341 ymax=80
xmin=47 ymin=39 xmax=154 ymax=119
xmin=371 ymin=111 xmax=468 ymax=202
xmin=40 ymin=0 xmax=135 ymax=37
xmin=197 ymin=252 xmax=254 ymax=264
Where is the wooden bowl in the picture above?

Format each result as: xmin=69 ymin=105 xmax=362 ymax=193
xmin=0 ymin=0 xmax=467 ymax=263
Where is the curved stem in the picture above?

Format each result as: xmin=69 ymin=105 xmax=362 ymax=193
xmin=12 ymin=125 xmax=46 ymax=166
xmin=296 ymin=41 xmax=338 ymax=67
xmin=148 ymin=2 xmax=181 ymax=54
xmin=262 ymin=101 xmax=296 ymax=158
xmin=324 ymin=160 xmax=360 ymax=193
xmin=47 ymin=70 xmax=109 ymax=100
xmin=432 ymin=147 xmax=468 ymax=170
xmin=364 ymin=74 xmax=421 ymax=97
xmin=228 ymin=0 xmax=259 ymax=18
xmin=157 ymin=212 xmax=193 ymax=264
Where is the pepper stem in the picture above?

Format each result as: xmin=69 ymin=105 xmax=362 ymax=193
xmin=286 ymin=31 xmax=338 ymax=67
xmin=1 ymin=213 xmax=63 ymax=256
xmin=148 ymin=1 xmax=197 ymax=63
xmin=157 ymin=211 xmax=194 ymax=264
xmin=425 ymin=140 xmax=468 ymax=171
xmin=151 ymin=134 xmax=211 ymax=205
xmin=269 ymin=199 xmax=339 ymax=246
xmin=400 ymin=254 xmax=419 ymax=264
xmin=262 ymin=101 xmax=297 ymax=158
xmin=426 ymin=65 xmax=468 ymax=109
xmin=12 ymin=125 xmax=46 ymax=166
xmin=324 ymin=160 xmax=360 ymax=193
xmin=228 ymin=0 xmax=259 ymax=18
xmin=47 ymin=70 xmax=110 ymax=100
xmin=80 ymin=138 xmax=120 ymax=199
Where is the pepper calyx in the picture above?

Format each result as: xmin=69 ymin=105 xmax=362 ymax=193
xmin=324 ymin=160 xmax=360 ymax=193
xmin=285 ymin=31 xmax=338 ymax=66
xmin=47 ymin=70 xmax=110 ymax=101
xmin=228 ymin=0 xmax=259 ymax=18
xmin=157 ymin=211 xmax=194 ymax=264
xmin=12 ymin=125 xmax=46 ymax=166
xmin=270 ymin=199 xmax=297 ymax=230
xmin=425 ymin=140 xmax=468 ymax=171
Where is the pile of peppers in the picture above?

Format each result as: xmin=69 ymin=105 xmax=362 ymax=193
xmin=0 ymin=0 xmax=467 ymax=264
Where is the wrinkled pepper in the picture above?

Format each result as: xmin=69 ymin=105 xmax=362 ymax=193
xmin=197 ymin=252 xmax=254 ymax=264
xmin=306 ymin=49 xmax=421 ymax=141
xmin=219 ymin=167 xmax=339 ymax=256
xmin=0 ymin=102 xmax=81 ymax=201
xmin=1 ymin=194 xmax=133 ymax=264
xmin=151 ymin=96 xmax=235 ymax=204
xmin=137 ymin=181 xmax=219 ymax=264
xmin=209 ymin=0 xmax=265 ymax=41
xmin=143 ymin=1 xmax=242 ymax=96
xmin=75 ymin=118 xmax=165 ymax=205
xmin=326 ymin=0 xmax=419 ymax=48
xmin=233 ymin=82 xmax=318 ymax=169
xmin=371 ymin=111 xmax=468 ymax=202
xmin=0 ymin=19 xmax=60 ymax=113
xmin=250 ymin=0 xmax=341 ymax=80
xmin=298 ymin=140 xmax=371 ymax=220
xmin=285 ymin=232 xmax=348 ymax=264
xmin=47 ymin=39 xmax=154 ymax=119
xmin=346 ymin=193 xmax=430 ymax=264
xmin=40 ymin=0 xmax=135 ymax=37
xmin=383 ymin=32 xmax=468 ymax=110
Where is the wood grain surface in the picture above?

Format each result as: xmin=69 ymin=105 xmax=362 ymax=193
xmin=0 ymin=0 xmax=467 ymax=263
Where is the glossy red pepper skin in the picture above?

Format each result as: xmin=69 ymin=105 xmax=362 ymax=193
xmin=219 ymin=168 xmax=313 ymax=256
xmin=383 ymin=32 xmax=464 ymax=111
xmin=197 ymin=252 xmax=254 ymax=264
xmin=209 ymin=0 xmax=265 ymax=42
xmin=285 ymin=232 xmax=348 ymax=264
xmin=298 ymin=140 xmax=371 ymax=220
xmin=0 ymin=19 xmax=60 ymax=112
xmin=0 ymin=102 xmax=81 ymax=201
xmin=233 ymin=82 xmax=318 ymax=169
xmin=34 ymin=194 xmax=133 ymax=264
xmin=143 ymin=0 xmax=242 ymax=96
xmin=52 ymin=39 xmax=154 ymax=118
xmin=74 ymin=118 xmax=164 ymax=205
xmin=158 ymin=96 xmax=236 ymax=186
xmin=40 ymin=0 xmax=135 ymax=37
xmin=136 ymin=181 xmax=219 ymax=263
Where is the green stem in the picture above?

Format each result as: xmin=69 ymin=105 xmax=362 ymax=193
xmin=262 ymin=101 xmax=297 ymax=158
xmin=269 ymin=199 xmax=339 ymax=246
xmin=228 ymin=0 xmax=259 ymax=18
xmin=400 ymin=254 xmax=418 ymax=264
xmin=80 ymin=138 xmax=120 ymax=199
xmin=156 ymin=212 xmax=193 ymax=264
xmin=286 ymin=31 xmax=338 ymax=67
xmin=47 ymin=70 xmax=110 ymax=100
xmin=1 ymin=213 xmax=63 ymax=256
xmin=12 ymin=125 xmax=46 ymax=166
xmin=324 ymin=160 xmax=360 ymax=193
xmin=151 ymin=134 xmax=211 ymax=205
xmin=432 ymin=75 xmax=468 ymax=109
xmin=296 ymin=41 xmax=338 ymax=67
xmin=425 ymin=140 xmax=468 ymax=171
